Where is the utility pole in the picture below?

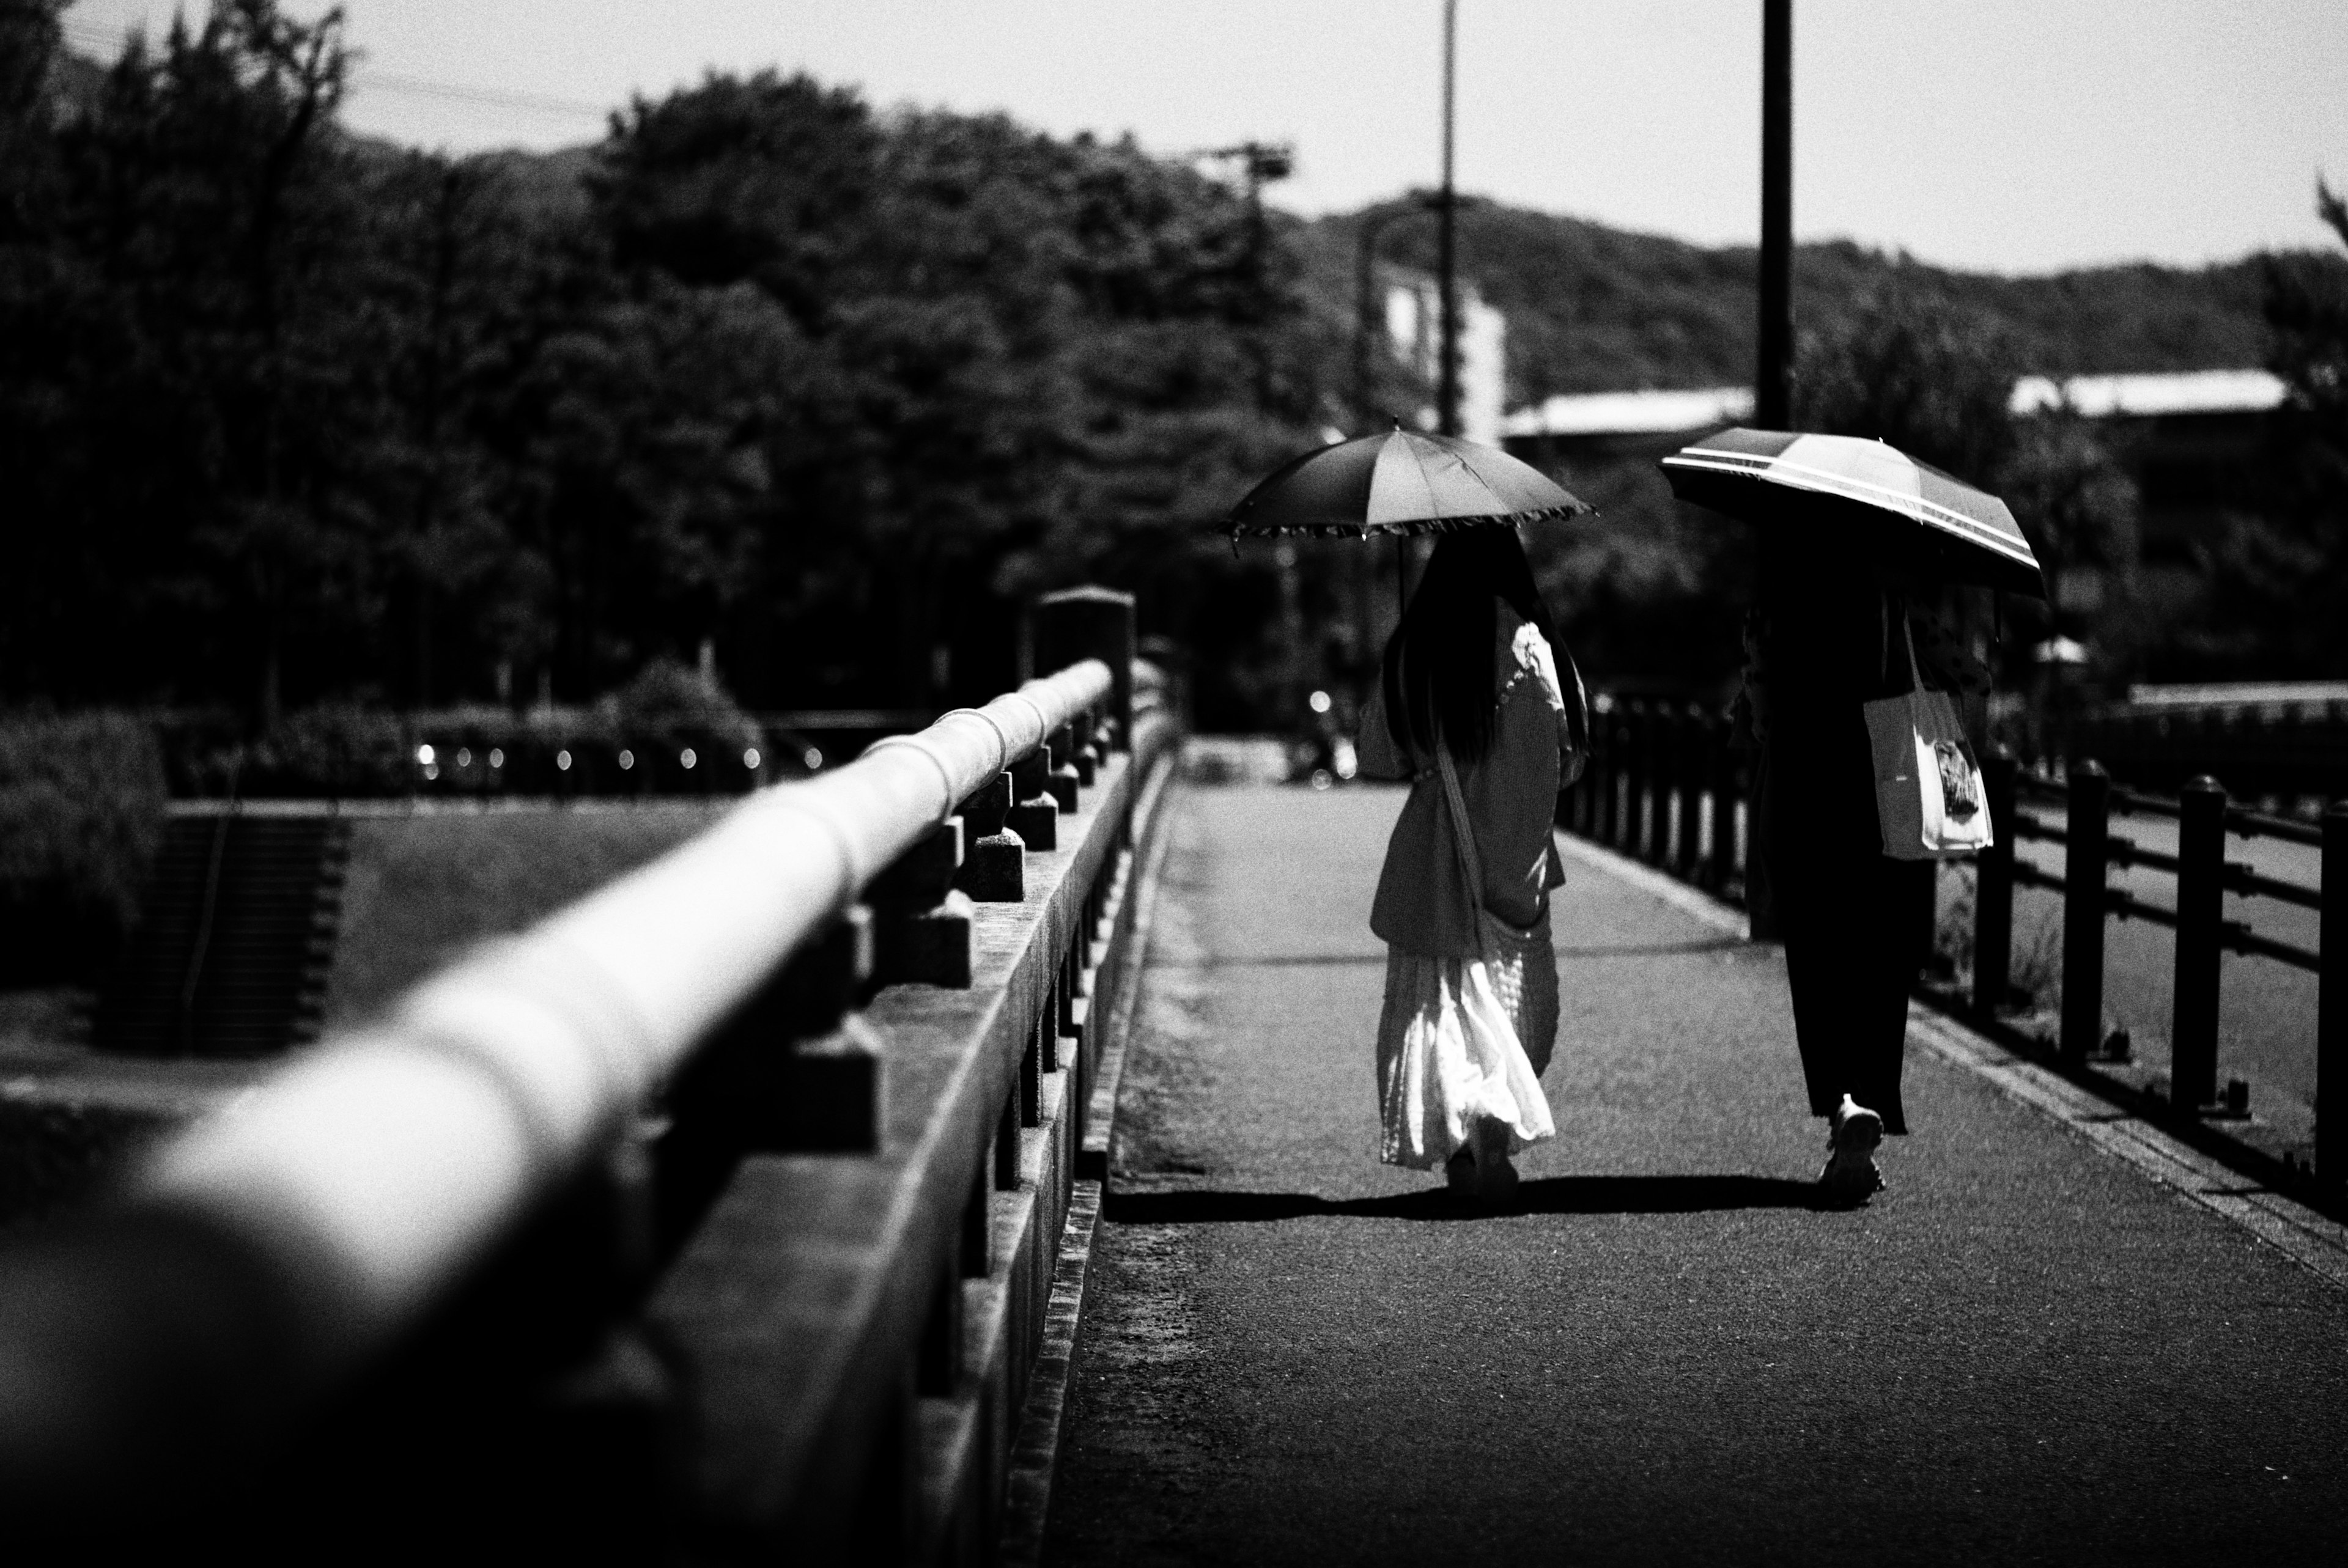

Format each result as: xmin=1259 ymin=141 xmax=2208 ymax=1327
xmin=1756 ymin=0 xmax=1793 ymax=429
xmin=1198 ymin=140 xmax=1293 ymax=410
xmin=1436 ymin=0 xmax=1460 ymax=436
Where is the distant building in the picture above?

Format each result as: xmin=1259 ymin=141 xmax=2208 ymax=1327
xmin=1502 ymin=386 xmax=1754 ymax=466
xmin=1499 ymin=369 xmax=2289 ymax=649
xmin=1380 ymin=270 xmax=1507 ymax=447
xmin=1502 ymin=368 xmax=2283 ymax=551
xmin=2007 ymin=370 xmax=2287 ymax=618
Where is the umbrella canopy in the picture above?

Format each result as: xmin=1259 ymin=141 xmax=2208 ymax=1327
xmin=1659 ymin=427 xmax=2047 ymax=599
xmin=1227 ymin=428 xmax=1591 ymax=540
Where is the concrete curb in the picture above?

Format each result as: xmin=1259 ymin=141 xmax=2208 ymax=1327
xmin=1556 ymin=830 xmax=2348 ymax=1293
xmin=997 ymin=759 xmax=1182 ymax=1565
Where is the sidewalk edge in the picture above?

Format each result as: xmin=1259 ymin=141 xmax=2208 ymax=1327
xmin=998 ymin=760 xmax=1182 ymax=1566
xmin=1555 ymin=830 xmax=2348 ymax=1294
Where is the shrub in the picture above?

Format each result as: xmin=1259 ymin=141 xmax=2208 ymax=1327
xmin=607 ymin=655 xmax=758 ymax=744
xmin=243 ymin=704 xmax=414 ymax=798
xmin=0 ymin=711 xmax=169 ymax=983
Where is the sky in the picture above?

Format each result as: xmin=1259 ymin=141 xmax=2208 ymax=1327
xmin=59 ymin=1 xmax=2348 ymax=276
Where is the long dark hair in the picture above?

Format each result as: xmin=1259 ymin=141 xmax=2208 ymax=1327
xmin=1381 ymin=526 xmax=1562 ymax=764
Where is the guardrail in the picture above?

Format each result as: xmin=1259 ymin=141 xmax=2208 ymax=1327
xmin=1993 ymin=762 xmax=2341 ymax=1164
xmin=0 ymin=586 xmax=1181 ymax=1561
xmin=1557 ymin=694 xmax=1751 ymax=902
xmin=1559 ymin=690 xmax=2346 ymax=1198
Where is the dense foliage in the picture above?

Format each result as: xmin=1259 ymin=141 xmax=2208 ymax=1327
xmin=2185 ymin=182 xmax=2348 ymax=676
xmin=0 ymin=710 xmax=168 ymax=982
xmin=1299 ymin=204 xmax=2286 ymax=408
xmin=6 ymin=1 xmax=2335 ymax=740
xmin=1 ymin=1 xmax=1343 ymax=730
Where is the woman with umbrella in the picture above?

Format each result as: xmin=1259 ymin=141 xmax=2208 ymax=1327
xmin=1230 ymin=430 xmax=1593 ymax=1204
xmin=1663 ymin=429 xmax=2037 ymax=1204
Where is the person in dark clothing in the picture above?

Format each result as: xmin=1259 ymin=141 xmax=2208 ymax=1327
xmin=1746 ymin=539 xmax=1983 ymax=1202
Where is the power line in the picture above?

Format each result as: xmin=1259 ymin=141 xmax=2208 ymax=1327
xmin=350 ymin=71 xmax=609 ymax=123
xmin=57 ymin=21 xmax=611 ymax=124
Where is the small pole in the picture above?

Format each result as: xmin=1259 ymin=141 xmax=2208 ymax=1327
xmin=2061 ymin=760 xmax=2110 ymax=1066
xmin=1436 ymin=0 xmax=1460 ymax=436
xmin=2320 ymin=801 xmax=2348 ymax=1183
xmin=1755 ymin=0 xmax=1793 ymax=429
xmin=1590 ymin=704 xmax=1614 ymax=842
xmin=1676 ymin=706 xmax=1705 ymax=881
xmin=1973 ymin=746 xmax=2016 ymax=1021
xmin=1708 ymin=713 xmax=1740 ymax=893
xmin=1642 ymin=704 xmax=1668 ymax=867
xmin=2171 ymin=776 xmax=2226 ymax=1111
xmin=1623 ymin=704 xmax=1650 ymax=858
xmin=1644 ymin=705 xmax=1671 ymax=867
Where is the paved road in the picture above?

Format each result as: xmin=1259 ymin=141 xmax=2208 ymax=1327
xmin=1044 ymin=783 xmax=2348 ymax=1566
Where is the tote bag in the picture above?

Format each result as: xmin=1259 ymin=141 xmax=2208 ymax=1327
xmin=1864 ymin=613 xmax=1993 ymax=861
xmin=1433 ymin=740 xmax=1559 ymax=1128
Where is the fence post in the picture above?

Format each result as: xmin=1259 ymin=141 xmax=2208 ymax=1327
xmin=1675 ymin=707 xmax=1705 ymax=882
xmin=1655 ymin=705 xmax=1678 ymax=870
xmin=1621 ymin=703 xmax=1648 ymax=858
xmin=1972 ymin=747 xmax=2016 ymax=1020
xmin=2320 ymin=802 xmax=2348 ymax=1185
xmin=2171 ymin=776 xmax=2226 ymax=1110
xmin=1707 ymin=715 xmax=1740 ymax=894
xmin=1643 ymin=703 xmax=1667 ymax=866
xmin=1602 ymin=703 xmax=1625 ymax=846
xmin=2061 ymin=761 xmax=2110 ymax=1066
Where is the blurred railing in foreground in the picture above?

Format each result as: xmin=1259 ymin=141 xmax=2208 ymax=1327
xmin=0 ymin=586 xmax=1181 ymax=1562
xmin=1561 ymin=693 xmax=2346 ymax=1198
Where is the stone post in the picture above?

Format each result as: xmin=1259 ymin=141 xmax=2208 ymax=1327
xmin=955 ymin=772 xmax=1024 ymax=902
xmin=1033 ymin=587 xmax=1137 ymax=748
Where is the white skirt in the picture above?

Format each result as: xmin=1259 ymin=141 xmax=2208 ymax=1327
xmin=1375 ymin=910 xmax=1559 ymax=1169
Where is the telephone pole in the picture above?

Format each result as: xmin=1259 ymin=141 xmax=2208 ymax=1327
xmin=1755 ymin=0 xmax=1793 ymax=429
xmin=1436 ymin=0 xmax=1460 ymax=436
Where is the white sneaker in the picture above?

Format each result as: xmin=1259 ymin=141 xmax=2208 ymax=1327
xmin=1820 ymin=1094 xmax=1885 ymax=1202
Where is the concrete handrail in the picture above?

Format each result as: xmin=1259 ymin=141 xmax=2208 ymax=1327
xmin=0 ymin=658 xmax=1113 ymax=1493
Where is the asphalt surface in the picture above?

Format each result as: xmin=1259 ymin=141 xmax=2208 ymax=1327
xmin=1043 ymin=782 xmax=2348 ymax=1567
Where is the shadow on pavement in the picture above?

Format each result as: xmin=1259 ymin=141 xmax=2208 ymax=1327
xmin=1198 ymin=937 xmax=1748 ymax=969
xmin=1554 ymin=938 xmax=1749 ymax=959
xmin=1104 ymin=1174 xmax=1829 ymax=1224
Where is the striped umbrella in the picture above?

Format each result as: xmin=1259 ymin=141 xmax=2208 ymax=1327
xmin=1659 ymin=427 xmax=2047 ymax=598
xmin=1227 ymin=429 xmax=1591 ymax=540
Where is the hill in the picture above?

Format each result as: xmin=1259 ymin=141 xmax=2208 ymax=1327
xmin=1298 ymin=204 xmax=2319 ymax=406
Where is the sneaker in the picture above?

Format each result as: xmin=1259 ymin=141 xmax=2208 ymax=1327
xmin=1819 ymin=1094 xmax=1885 ymax=1202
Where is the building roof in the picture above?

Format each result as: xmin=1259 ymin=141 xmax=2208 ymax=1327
xmin=2007 ymin=369 xmax=2287 ymax=419
xmin=1501 ymin=387 xmax=1753 ymax=439
xmin=1500 ymin=369 xmax=2286 ymax=441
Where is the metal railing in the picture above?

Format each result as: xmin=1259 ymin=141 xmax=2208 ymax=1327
xmin=1557 ymin=694 xmax=1751 ymax=900
xmin=0 ymin=587 xmax=1182 ymax=1561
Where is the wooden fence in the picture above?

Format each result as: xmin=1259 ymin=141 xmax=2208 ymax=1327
xmin=1562 ymin=694 xmax=2346 ymax=1192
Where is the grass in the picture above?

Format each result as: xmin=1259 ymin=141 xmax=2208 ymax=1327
xmin=323 ymin=803 xmax=732 ymax=1028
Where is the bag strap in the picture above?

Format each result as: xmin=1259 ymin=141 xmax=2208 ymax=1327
xmin=1433 ymin=734 xmax=1488 ymax=961
xmin=1902 ymin=608 xmax=1922 ymax=691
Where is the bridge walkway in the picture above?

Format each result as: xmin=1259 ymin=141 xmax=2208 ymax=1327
xmin=1043 ymin=782 xmax=2348 ymax=1565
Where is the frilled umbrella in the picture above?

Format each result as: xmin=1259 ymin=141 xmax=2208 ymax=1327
xmin=1659 ymin=427 xmax=2047 ymax=598
xmin=1227 ymin=428 xmax=1592 ymax=541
